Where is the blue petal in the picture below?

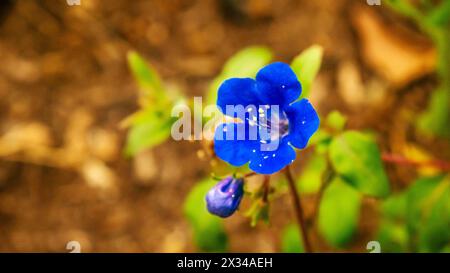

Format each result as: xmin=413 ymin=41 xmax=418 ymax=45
xmin=256 ymin=62 xmax=302 ymax=108
xmin=214 ymin=122 xmax=259 ymax=166
xmin=285 ymin=99 xmax=320 ymax=149
xmin=249 ymin=138 xmax=296 ymax=174
xmin=217 ymin=78 xmax=260 ymax=117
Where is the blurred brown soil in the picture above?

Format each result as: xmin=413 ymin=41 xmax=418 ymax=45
xmin=0 ymin=0 xmax=447 ymax=252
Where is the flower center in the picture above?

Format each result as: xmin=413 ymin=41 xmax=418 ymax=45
xmin=268 ymin=113 xmax=289 ymax=141
xmin=244 ymin=106 xmax=290 ymax=144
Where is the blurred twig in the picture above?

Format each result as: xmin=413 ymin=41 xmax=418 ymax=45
xmin=382 ymin=153 xmax=450 ymax=172
xmin=285 ymin=165 xmax=312 ymax=253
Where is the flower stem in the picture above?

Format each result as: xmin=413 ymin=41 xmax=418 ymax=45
xmin=244 ymin=171 xmax=258 ymax=178
xmin=285 ymin=165 xmax=312 ymax=253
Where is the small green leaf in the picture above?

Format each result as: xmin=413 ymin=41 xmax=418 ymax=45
xmin=417 ymin=88 xmax=450 ymax=137
xmin=184 ymin=179 xmax=228 ymax=252
xmin=329 ymin=131 xmax=390 ymax=197
xmin=376 ymin=193 xmax=409 ymax=252
xmin=281 ymin=224 xmax=304 ymax=253
xmin=406 ymin=175 xmax=450 ymax=252
xmin=326 ymin=110 xmax=347 ymax=132
xmin=426 ymin=1 xmax=450 ymax=27
xmin=207 ymin=46 xmax=273 ymax=106
xmin=222 ymin=46 xmax=273 ymax=77
xmin=291 ymin=45 xmax=323 ymax=98
xmin=297 ymin=153 xmax=327 ymax=194
xmin=309 ymin=129 xmax=332 ymax=154
xmin=124 ymin=110 xmax=173 ymax=157
xmin=382 ymin=193 xmax=407 ymax=221
xmin=376 ymin=220 xmax=409 ymax=253
xmin=127 ymin=51 xmax=168 ymax=106
xmin=318 ymin=178 xmax=362 ymax=248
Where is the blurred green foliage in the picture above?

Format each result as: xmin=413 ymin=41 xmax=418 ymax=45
xmin=206 ymin=46 xmax=273 ymax=106
xmin=318 ymin=178 xmax=362 ymax=248
xmin=124 ymin=51 xmax=181 ymax=156
xmin=386 ymin=0 xmax=450 ymax=138
xmin=329 ymin=131 xmax=390 ymax=198
xmin=297 ymin=153 xmax=327 ymax=194
xmin=184 ymin=179 xmax=228 ymax=252
xmin=127 ymin=51 xmax=166 ymax=106
xmin=377 ymin=175 xmax=450 ymax=252
xmin=281 ymin=224 xmax=304 ymax=253
xmin=291 ymin=45 xmax=323 ymax=99
xmin=325 ymin=110 xmax=347 ymax=132
xmin=304 ymin=111 xmax=391 ymax=248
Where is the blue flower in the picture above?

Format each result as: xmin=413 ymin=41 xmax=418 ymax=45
xmin=214 ymin=62 xmax=320 ymax=174
xmin=206 ymin=177 xmax=244 ymax=218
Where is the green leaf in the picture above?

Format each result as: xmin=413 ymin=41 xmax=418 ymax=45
xmin=206 ymin=46 xmax=273 ymax=106
xmin=325 ymin=110 xmax=347 ymax=132
xmin=318 ymin=178 xmax=362 ymax=248
xmin=127 ymin=51 xmax=167 ymax=106
xmin=184 ymin=179 xmax=228 ymax=252
xmin=426 ymin=1 xmax=450 ymax=27
xmin=406 ymin=175 xmax=450 ymax=252
xmin=291 ymin=45 xmax=323 ymax=98
xmin=376 ymin=220 xmax=409 ymax=253
xmin=281 ymin=224 xmax=304 ymax=253
xmin=382 ymin=193 xmax=407 ymax=221
xmin=417 ymin=88 xmax=450 ymax=137
xmin=124 ymin=110 xmax=173 ymax=157
xmin=329 ymin=131 xmax=390 ymax=197
xmin=376 ymin=193 xmax=409 ymax=252
xmin=309 ymin=129 xmax=332 ymax=154
xmin=297 ymin=153 xmax=327 ymax=194
xmin=385 ymin=0 xmax=423 ymax=23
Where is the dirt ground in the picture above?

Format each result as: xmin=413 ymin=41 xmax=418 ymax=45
xmin=0 ymin=0 xmax=447 ymax=252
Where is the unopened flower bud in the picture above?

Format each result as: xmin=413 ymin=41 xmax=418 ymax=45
xmin=206 ymin=177 xmax=244 ymax=218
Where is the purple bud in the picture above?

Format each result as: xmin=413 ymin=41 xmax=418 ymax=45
xmin=206 ymin=177 xmax=244 ymax=218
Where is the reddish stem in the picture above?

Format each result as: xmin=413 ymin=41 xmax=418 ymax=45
xmin=244 ymin=171 xmax=258 ymax=178
xmin=285 ymin=165 xmax=313 ymax=253
xmin=381 ymin=153 xmax=450 ymax=171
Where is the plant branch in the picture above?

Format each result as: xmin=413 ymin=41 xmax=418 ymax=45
xmin=244 ymin=171 xmax=258 ymax=178
xmin=285 ymin=165 xmax=313 ymax=253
